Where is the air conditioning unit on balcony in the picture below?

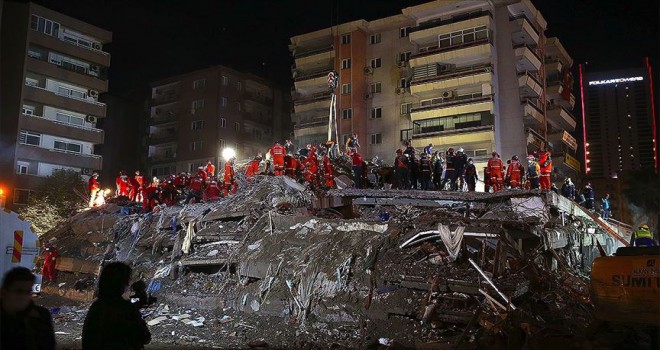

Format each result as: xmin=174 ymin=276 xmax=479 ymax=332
xmin=365 ymin=93 xmax=373 ymax=100
xmin=88 ymin=90 xmax=99 ymax=98
xmin=395 ymin=87 xmax=405 ymax=95
xmin=85 ymin=116 xmax=97 ymax=124
xmin=397 ymin=61 xmax=407 ymax=68
xmin=364 ymin=66 xmax=374 ymax=75
xmin=92 ymin=42 xmax=102 ymax=50
xmin=442 ymin=91 xmax=454 ymax=99
xmin=439 ymin=64 xmax=452 ymax=73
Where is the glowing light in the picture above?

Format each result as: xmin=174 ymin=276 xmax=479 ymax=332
xmin=579 ymin=64 xmax=589 ymax=176
xmin=222 ymin=148 xmax=236 ymax=162
xmin=646 ymin=57 xmax=658 ymax=173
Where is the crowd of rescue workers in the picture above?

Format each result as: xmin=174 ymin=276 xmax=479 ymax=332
xmin=86 ymin=135 xmax=605 ymax=216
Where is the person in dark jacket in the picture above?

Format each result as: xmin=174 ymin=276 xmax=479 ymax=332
xmin=408 ymin=151 xmax=420 ymax=190
xmin=453 ymin=148 xmax=468 ymax=191
xmin=464 ymin=158 xmax=479 ymax=192
xmin=561 ymin=178 xmax=576 ymax=200
xmin=583 ymin=182 xmax=595 ymax=210
xmin=419 ymin=153 xmax=432 ymax=190
xmin=82 ymin=262 xmax=151 ymax=350
xmin=1 ymin=267 xmax=55 ymax=350
xmin=432 ymin=152 xmax=444 ymax=190
xmin=393 ymin=149 xmax=410 ymax=190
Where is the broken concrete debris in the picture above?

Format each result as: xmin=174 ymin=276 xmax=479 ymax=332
xmin=40 ymin=176 xmax=632 ymax=348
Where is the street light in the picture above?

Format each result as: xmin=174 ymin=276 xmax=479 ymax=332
xmin=222 ymin=147 xmax=236 ymax=162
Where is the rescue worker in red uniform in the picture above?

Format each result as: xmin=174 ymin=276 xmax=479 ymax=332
xmin=197 ymin=166 xmax=208 ymax=183
xmin=284 ymin=154 xmax=301 ymax=180
xmin=142 ymin=179 xmax=161 ymax=213
xmin=128 ymin=174 xmax=141 ymax=202
xmin=537 ymin=148 xmax=552 ymax=191
xmin=185 ymin=175 xmax=204 ymax=204
xmin=161 ymin=177 xmax=178 ymax=206
xmin=505 ymin=155 xmax=524 ymax=189
xmin=351 ymin=152 xmax=365 ymax=189
xmin=322 ymin=154 xmax=335 ymax=188
xmin=205 ymin=160 xmax=216 ymax=178
xmin=173 ymin=172 xmax=188 ymax=190
xmin=88 ymin=172 xmax=100 ymax=207
xmin=42 ymin=237 xmax=58 ymax=282
xmin=223 ymin=157 xmax=238 ymax=196
xmin=269 ymin=142 xmax=286 ymax=176
xmin=115 ymin=171 xmax=130 ymax=197
xmin=245 ymin=154 xmax=263 ymax=181
xmin=205 ymin=180 xmax=222 ymax=201
xmin=303 ymin=153 xmax=320 ymax=186
xmin=486 ymin=152 xmax=504 ymax=192
xmin=134 ymin=170 xmax=145 ymax=202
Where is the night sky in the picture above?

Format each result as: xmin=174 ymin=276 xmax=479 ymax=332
xmin=30 ymin=0 xmax=659 ymax=93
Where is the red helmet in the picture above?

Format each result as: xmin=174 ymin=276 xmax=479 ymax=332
xmin=447 ymin=147 xmax=455 ymax=153
xmin=396 ymin=149 xmax=403 ymax=154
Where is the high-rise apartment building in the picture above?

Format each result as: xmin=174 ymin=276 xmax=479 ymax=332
xmin=290 ymin=0 xmax=579 ymax=181
xmin=580 ymin=59 xmax=658 ymax=178
xmin=147 ymin=66 xmax=291 ymax=177
xmin=0 ymin=2 xmax=111 ymax=208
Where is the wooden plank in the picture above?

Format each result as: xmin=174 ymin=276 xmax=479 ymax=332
xmin=180 ymin=258 xmax=226 ymax=267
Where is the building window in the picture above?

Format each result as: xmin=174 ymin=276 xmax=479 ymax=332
xmin=371 ymin=107 xmax=382 ymax=119
xmin=438 ymin=26 xmax=488 ymax=48
xmin=221 ymin=76 xmax=229 ymax=86
xmin=369 ymin=33 xmax=381 ymax=44
xmin=370 ymin=133 xmax=382 ymax=144
xmin=341 ymin=34 xmax=351 ymax=44
xmin=56 ymin=85 xmax=86 ymax=100
xmin=191 ymin=120 xmax=205 ymax=130
xmin=54 ymin=140 xmax=82 ymax=153
xmin=400 ymin=78 xmax=410 ymax=88
xmin=193 ymin=79 xmax=206 ymax=89
xmin=192 ymin=99 xmax=205 ymax=110
xmin=22 ymin=105 xmax=35 ymax=116
xmin=220 ymin=117 xmax=227 ymax=128
xmin=399 ymin=51 xmax=411 ymax=62
xmin=342 ymin=108 xmax=353 ymax=119
xmin=400 ymin=103 xmax=412 ymax=115
xmin=237 ymin=81 xmax=242 ymax=91
xmin=370 ymin=82 xmax=382 ymax=94
xmin=400 ymin=26 xmax=411 ymax=38
xmin=25 ymin=78 xmax=39 ymax=87
xmin=16 ymin=161 xmax=30 ymax=175
xmin=235 ymin=102 xmax=242 ymax=111
xmin=13 ymin=189 xmax=32 ymax=205
xmin=234 ymin=122 xmax=240 ymax=131
xmin=190 ymin=141 xmax=204 ymax=151
xmin=30 ymin=15 xmax=60 ymax=37
xmin=19 ymin=130 xmax=41 ymax=146
xmin=220 ymin=97 xmax=227 ymax=107
xmin=341 ymin=83 xmax=351 ymax=94
xmin=370 ymin=58 xmax=382 ymax=68
xmin=341 ymin=58 xmax=351 ymax=69
xmin=219 ymin=139 xmax=226 ymax=148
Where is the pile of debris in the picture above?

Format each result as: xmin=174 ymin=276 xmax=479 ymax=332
xmin=39 ymin=175 xmax=633 ymax=349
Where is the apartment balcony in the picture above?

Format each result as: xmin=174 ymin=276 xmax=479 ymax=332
xmin=23 ymin=84 xmax=106 ymax=117
xmin=294 ymin=118 xmax=328 ymax=138
xmin=510 ymin=16 xmax=540 ymax=46
xmin=151 ymin=93 xmax=180 ymax=106
xmin=243 ymin=91 xmax=273 ymax=105
xmin=547 ymin=105 xmax=577 ymax=132
xmin=243 ymin=112 xmax=272 ymax=125
xmin=408 ymin=11 xmax=492 ymax=45
xmin=526 ymin=127 xmax=546 ymax=151
xmin=513 ymin=44 xmax=542 ymax=72
xmin=545 ymin=37 xmax=573 ymax=68
xmin=26 ymin=56 xmax=108 ymax=92
xmin=148 ymin=113 xmax=178 ymax=126
xmin=293 ymin=46 xmax=335 ymax=69
xmin=147 ymin=132 xmax=177 ymax=146
xmin=293 ymin=91 xmax=332 ymax=106
xmin=547 ymin=131 xmax=579 ymax=154
xmin=522 ymin=99 xmax=544 ymax=126
xmin=148 ymin=154 xmax=177 ymax=164
xmin=546 ymin=81 xmax=576 ymax=110
xmin=20 ymin=113 xmax=104 ymax=144
xmin=293 ymin=97 xmax=331 ymax=114
xmin=15 ymin=143 xmax=102 ymax=170
xmin=551 ymin=153 xmax=581 ymax=174
xmin=410 ymin=65 xmax=493 ymax=96
xmin=410 ymin=94 xmax=494 ymax=122
xmin=518 ymin=71 xmax=543 ymax=98
xmin=409 ymin=38 xmax=492 ymax=68
xmin=411 ymin=126 xmax=495 ymax=154
xmin=28 ymin=30 xmax=110 ymax=67
xmin=545 ymin=58 xmax=563 ymax=75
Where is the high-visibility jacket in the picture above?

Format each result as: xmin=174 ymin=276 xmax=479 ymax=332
xmin=224 ymin=162 xmax=235 ymax=182
xmin=539 ymin=151 xmax=552 ymax=173
xmin=635 ymin=229 xmax=653 ymax=239
xmin=205 ymin=163 xmax=216 ymax=177
xmin=506 ymin=160 xmax=523 ymax=182
xmin=270 ymin=145 xmax=285 ymax=159
xmin=189 ymin=177 xmax=204 ymax=191
xmin=487 ymin=157 xmax=504 ymax=177
xmin=246 ymin=159 xmax=260 ymax=177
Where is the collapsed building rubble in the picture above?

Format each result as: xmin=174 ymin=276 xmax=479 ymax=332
xmin=39 ymin=175 xmax=639 ymax=349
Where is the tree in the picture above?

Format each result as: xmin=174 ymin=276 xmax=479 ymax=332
xmin=19 ymin=169 xmax=87 ymax=235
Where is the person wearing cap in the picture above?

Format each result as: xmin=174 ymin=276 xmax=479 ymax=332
xmin=526 ymin=155 xmax=540 ymax=190
xmin=582 ymin=182 xmax=595 ymax=210
xmin=632 ymin=224 xmax=656 ymax=247
xmin=561 ymin=178 xmax=576 ymax=200
xmin=600 ymin=193 xmax=611 ymax=219
xmin=88 ymin=172 xmax=101 ymax=208
xmin=537 ymin=148 xmax=552 ymax=191
xmin=196 ymin=166 xmax=208 ymax=183
xmin=41 ymin=238 xmax=58 ymax=282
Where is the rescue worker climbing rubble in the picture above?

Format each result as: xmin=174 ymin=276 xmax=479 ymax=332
xmin=269 ymin=142 xmax=285 ymax=176
xmin=88 ymin=172 xmax=101 ymax=207
xmin=42 ymin=237 xmax=58 ymax=282
xmin=223 ymin=157 xmax=238 ymax=196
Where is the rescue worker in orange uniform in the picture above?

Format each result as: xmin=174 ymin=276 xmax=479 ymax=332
xmin=537 ymin=148 xmax=552 ymax=191
xmin=88 ymin=172 xmax=101 ymax=207
xmin=322 ymin=154 xmax=335 ymax=188
xmin=185 ymin=175 xmax=204 ymax=204
xmin=205 ymin=160 xmax=216 ymax=178
xmin=486 ymin=152 xmax=504 ymax=192
xmin=115 ymin=171 xmax=130 ymax=197
xmin=223 ymin=157 xmax=238 ymax=196
xmin=269 ymin=142 xmax=286 ymax=176
xmin=134 ymin=170 xmax=145 ymax=202
xmin=197 ymin=166 xmax=208 ymax=183
xmin=205 ymin=180 xmax=222 ymax=201
xmin=142 ymin=179 xmax=161 ymax=212
xmin=42 ymin=237 xmax=58 ymax=282
xmin=505 ymin=155 xmax=525 ymax=189
xmin=245 ymin=154 xmax=263 ymax=181
xmin=284 ymin=154 xmax=301 ymax=180
xmin=303 ymin=153 xmax=320 ymax=186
